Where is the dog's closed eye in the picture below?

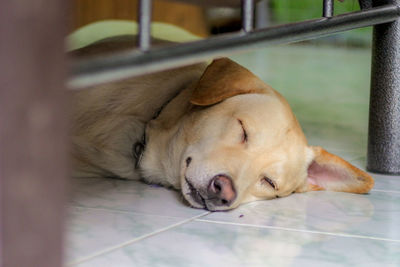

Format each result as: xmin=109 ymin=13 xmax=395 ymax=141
xmin=262 ymin=176 xmax=278 ymax=190
xmin=237 ymin=119 xmax=248 ymax=143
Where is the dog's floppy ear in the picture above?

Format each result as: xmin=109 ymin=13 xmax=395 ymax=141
xmin=305 ymin=146 xmax=374 ymax=193
xmin=190 ymin=58 xmax=270 ymax=106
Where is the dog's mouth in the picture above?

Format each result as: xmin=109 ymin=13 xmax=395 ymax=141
xmin=183 ymin=176 xmax=237 ymax=211
xmin=184 ymin=177 xmax=208 ymax=210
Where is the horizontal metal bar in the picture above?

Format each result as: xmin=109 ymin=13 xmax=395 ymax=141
xmin=69 ymin=4 xmax=400 ymax=89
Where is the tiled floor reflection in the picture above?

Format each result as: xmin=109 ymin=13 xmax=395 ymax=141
xmin=66 ymin=45 xmax=400 ymax=267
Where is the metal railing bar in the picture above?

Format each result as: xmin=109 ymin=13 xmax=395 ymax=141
xmin=323 ymin=0 xmax=334 ymax=17
xmin=137 ymin=0 xmax=152 ymax=51
xmin=69 ymin=4 xmax=400 ymax=89
xmin=242 ymin=0 xmax=255 ymax=32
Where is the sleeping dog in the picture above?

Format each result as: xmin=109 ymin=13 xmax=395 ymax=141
xmin=71 ymin=37 xmax=374 ymax=211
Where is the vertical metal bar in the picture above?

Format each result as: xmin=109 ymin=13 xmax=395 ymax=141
xmin=323 ymin=0 xmax=334 ymax=17
xmin=242 ymin=0 xmax=255 ymax=32
xmin=368 ymin=0 xmax=400 ymax=174
xmin=255 ymin=0 xmax=270 ymax=29
xmin=138 ymin=0 xmax=152 ymax=51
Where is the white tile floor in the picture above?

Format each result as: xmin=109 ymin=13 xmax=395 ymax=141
xmin=65 ymin=45 xmax=400 ymax=267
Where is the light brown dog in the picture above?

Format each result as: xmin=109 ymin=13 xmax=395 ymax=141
xmin=71 ymin=37 xmax=374 ymax=211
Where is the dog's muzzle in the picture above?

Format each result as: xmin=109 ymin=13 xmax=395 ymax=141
xmin=185 ymin=174 xmax=236 ymax=211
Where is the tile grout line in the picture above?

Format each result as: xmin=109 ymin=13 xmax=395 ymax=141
xmin=371 ymin=189 xmax=400 ymax=194
xmin=196 ymin=219 xmax=400 ymax=243
xmin=67 ymin=211 xmax=211 ymax=266
xmin=69 ymin=205 xmax=206 ymax=219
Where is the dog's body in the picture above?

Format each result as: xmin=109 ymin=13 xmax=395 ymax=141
xmin=71 ymin=61 xmax=206 ymax=182
xmin=71 ymin=37 xmax=374 ymax=211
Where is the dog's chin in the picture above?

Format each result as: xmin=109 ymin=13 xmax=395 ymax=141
xmin=183 ymin=194 xmax=206 ymax=210
xmin=181 ymin=178 xmax=236 ymax=211
xmin=181 ymin=179 xmax=207 ymax=210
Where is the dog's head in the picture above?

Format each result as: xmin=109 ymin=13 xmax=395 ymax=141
xmin=145 ymin=58 xmax=374 ymax=211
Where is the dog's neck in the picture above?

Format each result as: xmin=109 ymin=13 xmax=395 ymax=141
xmin=133 ymin=88 xmax=181 ymax=169
xmin=139 ymin=86 xmax=196 ymax=188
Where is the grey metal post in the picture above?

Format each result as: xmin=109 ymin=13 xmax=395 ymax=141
xmin=367 ymin=0 xmax=400 ymax=174
xmin=242 ymin=0 xmax=255 ymax=32
xmin=138 ymin=0 xmax=152 ymax=51
xmin=323 ymin=0 xmax=334 ymax=17
xmin=255 ymin=0 xmax=270 ymax=29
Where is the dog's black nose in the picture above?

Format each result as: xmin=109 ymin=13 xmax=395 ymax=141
xmin=207 ymin=174 xmax=236 ymax=207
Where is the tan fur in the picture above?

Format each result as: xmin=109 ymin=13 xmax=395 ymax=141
xmin=71 ymin=37 xmax=374 ymax=211
xmin=190 ymin=58 xmax=272 ymax=106
xmin=307 ymin=146 xmax=374 ymax=194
